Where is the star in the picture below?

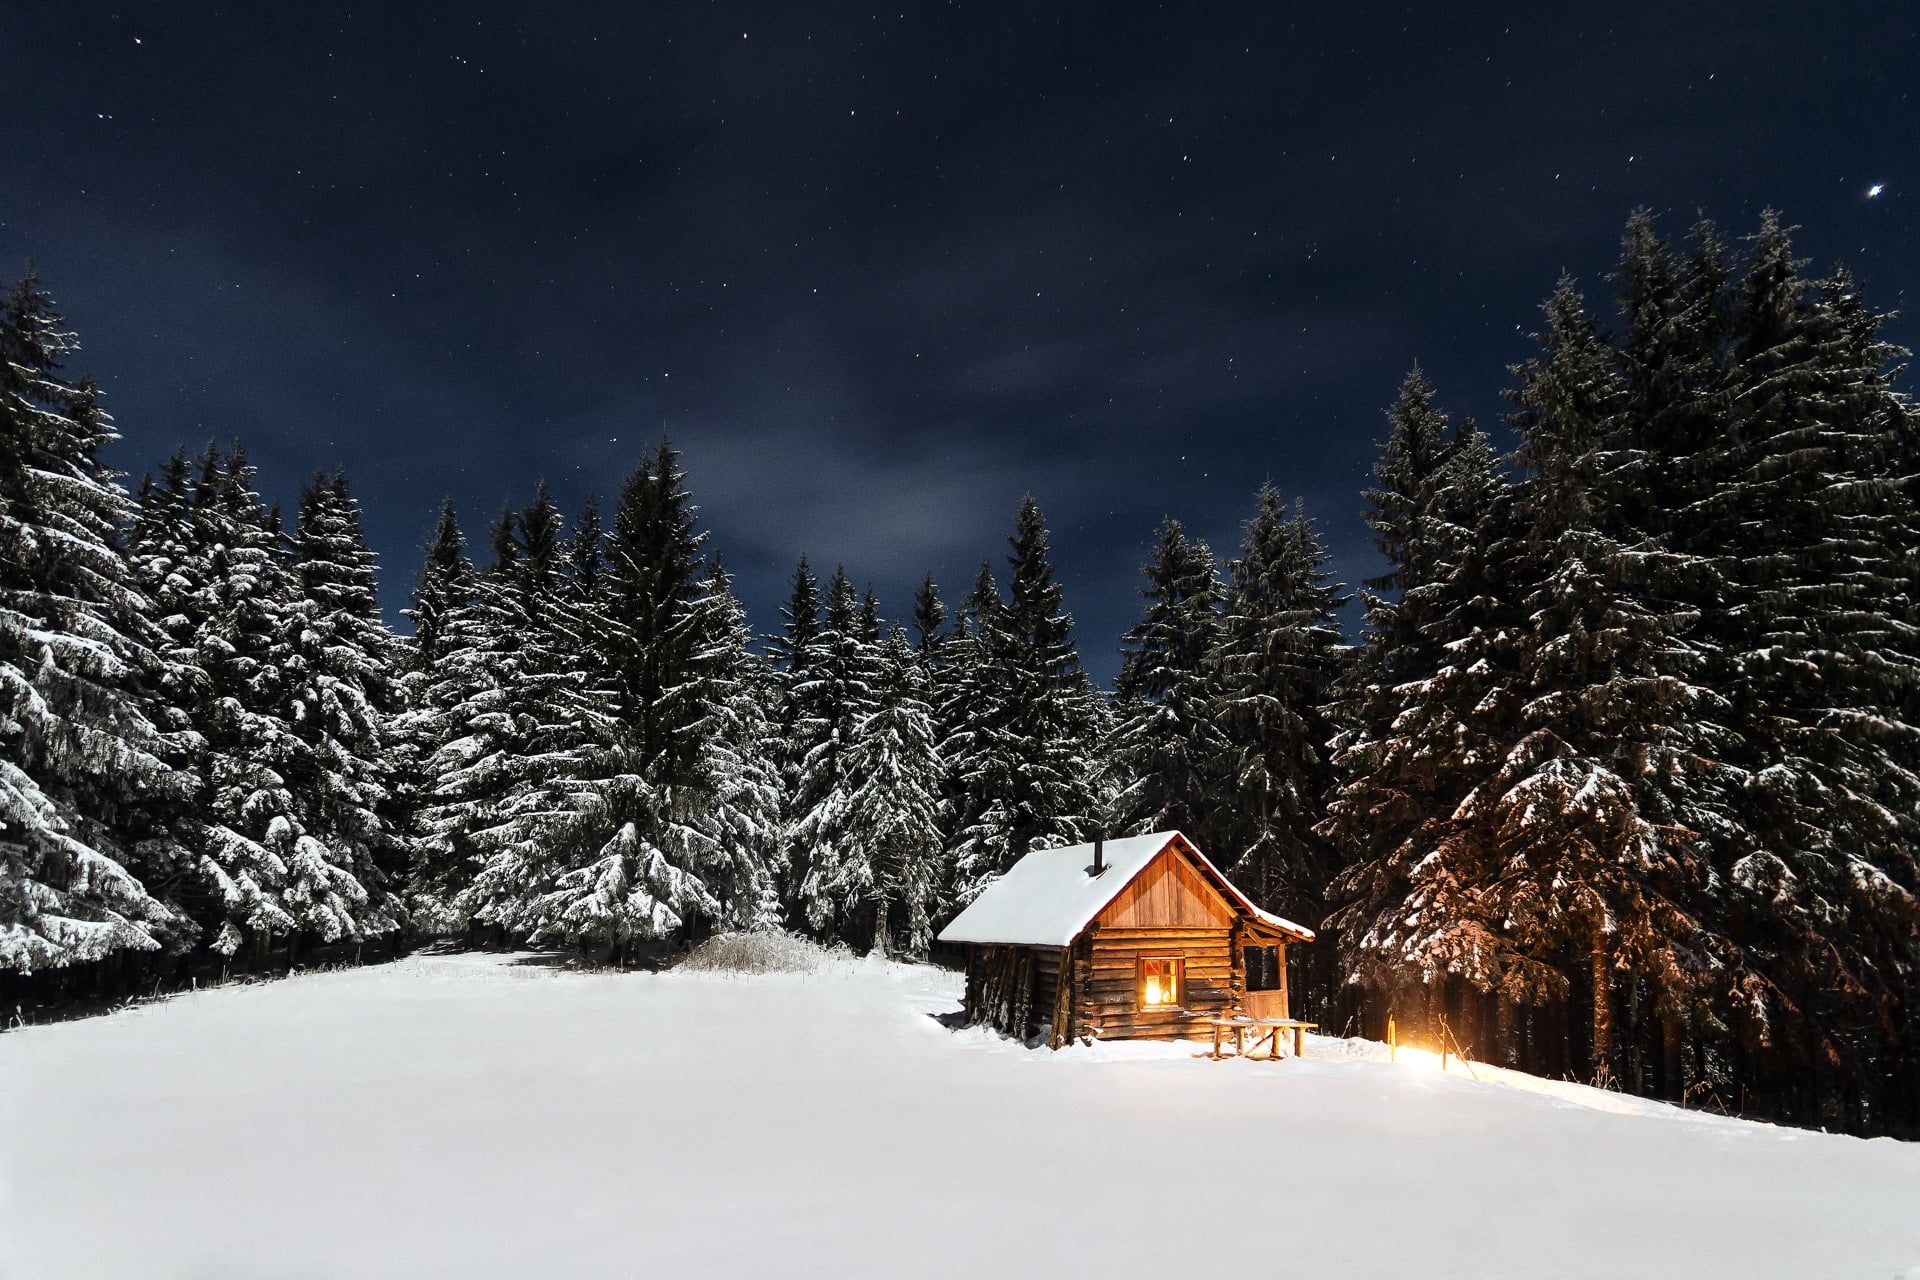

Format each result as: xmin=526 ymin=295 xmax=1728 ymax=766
xmin=1867 ymin=183 xmax=1885 ymax=198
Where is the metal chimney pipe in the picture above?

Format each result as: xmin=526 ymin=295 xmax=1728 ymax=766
xmin=1092 ymin=834 xmax=1105 ymax=875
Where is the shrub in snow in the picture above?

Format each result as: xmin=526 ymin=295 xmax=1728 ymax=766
xmin=676 ymin=930 xmax=844 ymax=975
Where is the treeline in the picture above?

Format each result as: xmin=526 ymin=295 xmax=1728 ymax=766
xmin=2 ymin=209 xmax=1915 ymax=1136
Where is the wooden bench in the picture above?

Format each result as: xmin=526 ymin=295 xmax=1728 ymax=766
xmin=1189 ymin=1015 xmax=1318 ymax=1060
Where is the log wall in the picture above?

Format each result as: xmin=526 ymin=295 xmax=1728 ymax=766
xmin=965 ymin=944 xmax=1070 ymax=1042
xmin=1076 ymin=926 xmax=1244 ymax=1041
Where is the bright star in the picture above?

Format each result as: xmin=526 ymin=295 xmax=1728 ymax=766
xmin=1868 ymin=184 xmax=1884 ymax=198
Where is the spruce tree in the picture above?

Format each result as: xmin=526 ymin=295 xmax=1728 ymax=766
xmin=834 ymin=626 xmax=946 ymax=955
xmin=1213 ymin=488 xmax=1347 ymax=917
xmin=501 ymin=444 xmax=726 ymax=958
xmin=951 ymin=499 xmax=1107 ymax=899
xmin=789 ymin=567 xmax=880 ymax=938
xmin=0 ymin=274 xmax=189 ymax=971
xmin=1324 ymin=374 xmax=1514 ymax=1026
xmin=410 ymin=506 xmax=532 ymax=933
xmin=911 ymin=572 xmax=946 ymax=655
xmin=392 ymin=500 xmax=480 ymax=930
xmin=685 ymin=564 xmax=784 ymax=931
xmin=1110 ymin=519 xmax=1230 ymax=844
xmin=281 ymin=471 xmax=405 ymax=946
xmin=405 ymin=500 xmax=474 ymax=674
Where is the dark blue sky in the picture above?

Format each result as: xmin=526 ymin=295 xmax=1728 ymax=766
xmin=5 ymin=3 xmax=1916 ymax=680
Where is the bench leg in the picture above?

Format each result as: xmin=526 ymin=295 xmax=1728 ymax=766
xmin=1294 ymin=1026 xmax=1306 ymax=1058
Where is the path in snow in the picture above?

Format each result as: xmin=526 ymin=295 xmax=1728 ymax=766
xmin=3 ymin=952 xmax=1916 ymax=1279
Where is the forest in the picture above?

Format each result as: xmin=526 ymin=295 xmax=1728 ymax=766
xmin=2 ymin=210 xmax=1915 ymax=1138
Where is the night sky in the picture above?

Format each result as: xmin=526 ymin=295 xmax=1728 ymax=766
xmin=6 ymin=4 xmax=1916 ymax=680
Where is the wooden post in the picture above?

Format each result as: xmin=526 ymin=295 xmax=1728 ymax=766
xmin=1277 ymin=943 xmax=1290 ymax=1021
xmin=1388 ymin=1015 xmax=1397 ymax=1063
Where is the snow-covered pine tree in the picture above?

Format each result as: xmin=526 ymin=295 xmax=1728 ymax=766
xmin=684 ymin=563 xmax=784 ymax=931
xmin=407 ymin=505 xmax=531 ymax=933
xmin=1457 ymin=276 xmax=1732 ymax=1084
xmin=936 ymin=562 xmax=999 ymax=892
xmin=1211 ymin=488 xmax=1347 ymax=918
xmin=388 ymin=499 xmax=473 ymax=906
xmin=0 ymin=273 xmax=190 ymax=973
xmin=950 ymin=499 xmax=1108 ymax=900
xmin=566 ymin=495 xmax=604 ymax=595
xmin=911 ymin=572 xmax=946 ymax=655
xmin=144 ymin=445 xmax=319 ymax=958
xmin=468 ymin=485 xmax=639 ymax=945
xmin=505 ymin=445 xmax=724 ymax=959
xmin=281 ymin=471 xmax=406 ymax=949
xmin=1706 ymin=217 xmax=1920 ymax=1122
xmin=766 ymin=555 xmax=822 ymax=915
xmin=789 ymin=566 xmax=881 ymax=940
xmin=1109 ymin=519 xmax=1230 ymax=846
xmin=404 ymin=499 xmax=474 ymax=675
xmin=1323 ymin=372 xmax=1515 ymax=1034
xmin=839 ymin=626 xmax=946 ymax=956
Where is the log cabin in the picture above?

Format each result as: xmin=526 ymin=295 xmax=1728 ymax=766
xmin=937 ymin=830 xmax=1314 ymax=1048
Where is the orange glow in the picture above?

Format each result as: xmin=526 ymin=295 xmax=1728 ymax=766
xmin=1139 ymin=957 xmax=1180 ymax=1008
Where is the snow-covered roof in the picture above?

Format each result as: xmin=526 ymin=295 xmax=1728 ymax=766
xmin=936 ymin=830 xmax=1315 ymax=947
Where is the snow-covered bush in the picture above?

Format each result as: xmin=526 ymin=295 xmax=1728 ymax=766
xmin=675 ymin=930 xmax=843 ymax=975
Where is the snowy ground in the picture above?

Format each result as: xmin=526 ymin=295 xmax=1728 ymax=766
xmin=3 ymin=954 xmax=1917 ymax=1280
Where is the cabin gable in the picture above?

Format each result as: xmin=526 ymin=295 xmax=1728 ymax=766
xmin=1093 ymin=845 xmax=1236 ymax=931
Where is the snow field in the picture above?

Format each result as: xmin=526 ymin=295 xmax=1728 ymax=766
xmin=3 ymin=953 xmax=1917 ymax=1279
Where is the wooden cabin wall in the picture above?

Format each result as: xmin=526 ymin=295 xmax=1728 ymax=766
xmin=1077 ymin=926 xmax=1242 ymax=1040
xmin=965 ymin=944 xmax=1070 ymax=1041
xmin=1097 ymin=847 xmax=1236 ymax=931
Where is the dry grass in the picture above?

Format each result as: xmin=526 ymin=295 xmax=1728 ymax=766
xmin=674 ymin=931 xmax=847 ymax=975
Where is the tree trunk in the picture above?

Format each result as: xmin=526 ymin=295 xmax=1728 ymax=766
xmin=1590 ymin=937 xmax=1613 ymax=1082
xmin=872 ymin=899 xmax=891 ymax=959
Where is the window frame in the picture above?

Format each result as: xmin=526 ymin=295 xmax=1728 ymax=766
xmin=1135 ymin=953 xmax=1186 ymax=1011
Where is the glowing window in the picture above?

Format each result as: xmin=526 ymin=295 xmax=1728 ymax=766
xmin=1138 ymin=955 xmax=1184 ymax=1010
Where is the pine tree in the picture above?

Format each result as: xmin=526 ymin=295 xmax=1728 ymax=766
xmin=0 ymin=273 xmax=190 ymax=972
xmin=768 ymin=555 xmax=822 ymax=915
xmin=1110 ymin=519 xmax=1230 ymax=844
xmin=1456 ymin=277 xmax=1731 ymax=1079
xmin=790 ymin=567 xmax=880 ymax=938
xmin=951 ymin=499 xmax=1107 ymax=899
xmin=566 ymin=496 xmax=604 ymax=594
xmin=833 ymin=626 xmax=946 ymax=955
xmin=685 ymin=563 xmax=784 ymax=931
xmin=1212 ymin=489 xmax=1347 ymax=917
xmin=280 ymin=471 xmax=405 ymax=947
xmin=1708 ymin=218 xmax=1920 ymax=1118
xmin=1324 ymin=374 xmax=1515 ymax=1022
xmin=405 ymin=500 xmax=474 ymax=674
xmin=410 ymin=506 xmax=532 ymax=933
xmin=911 ymin=572 xmax=946 ymax=655
xmin=499 ymin=444 xmax=728 ymax=958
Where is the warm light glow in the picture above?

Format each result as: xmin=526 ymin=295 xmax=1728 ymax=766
xmin=1139 ymin=957 xmax=1180 ymax=1009
xmin=1393 ymin=1044 xmax=1446 ymax=1070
